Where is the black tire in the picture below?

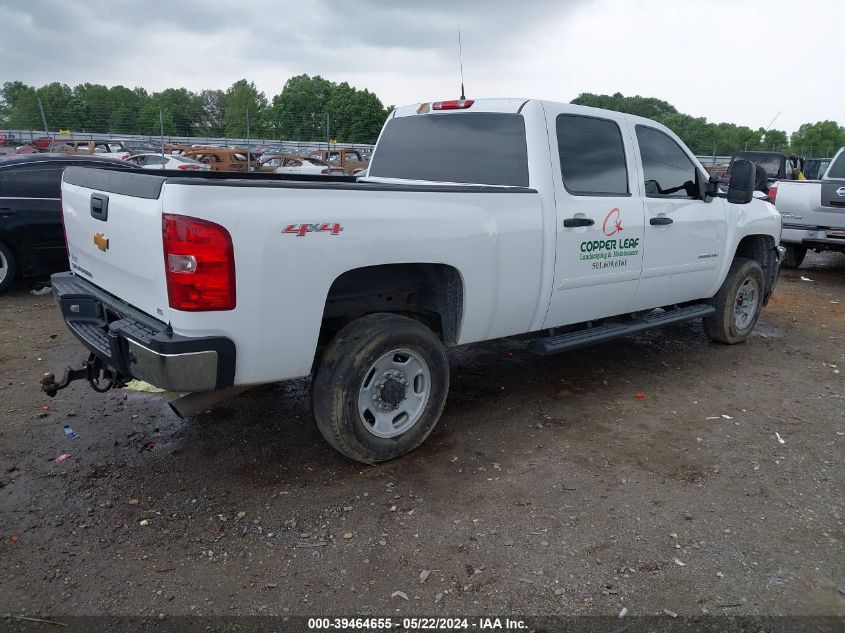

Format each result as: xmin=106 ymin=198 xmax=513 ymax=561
xmin=781 ymin=245 xmax=806 ymax=269
xmin=703 ymin=257 xmax=765 ymax=344
xmin=312 ymin=313 xmax=449 ymax=464
xmin=0 ymin=241 xmax=17 ymax=294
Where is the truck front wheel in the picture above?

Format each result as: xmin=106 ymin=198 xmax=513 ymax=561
xmin=313 ymin=313 xmax=449 ymax=463
xmin=703 ymin=257 xmax=765 ymax=344
xmin=781 ymin=245 xmax=806 ymax=269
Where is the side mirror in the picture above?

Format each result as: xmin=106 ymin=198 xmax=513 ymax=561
xmin=727 ymin=159 xmax=755 ymax=204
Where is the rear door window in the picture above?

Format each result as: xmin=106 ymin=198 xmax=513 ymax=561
xmin=369 ymin=112 xmax=529 ymax=187
xmin=556 ymin=114 xmax=629 ymax=195
xmin=0 ymin=164 xmax=65 ymax=198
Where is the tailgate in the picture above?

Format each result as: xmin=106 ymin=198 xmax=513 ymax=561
xmin=61 ymin=167 xmax=170 ymax=320
xmin=777 ymin=180 xmax=845 ymax=229
xmin=804 ymin=182 xmax=845 ymax=231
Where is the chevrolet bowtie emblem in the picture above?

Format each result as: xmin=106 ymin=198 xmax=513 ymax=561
xmin=93 ymin=232 xmax=109 ymax=252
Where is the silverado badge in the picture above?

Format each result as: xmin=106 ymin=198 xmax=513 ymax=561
xmin=93 ymin=232 xmax=109 ymax=252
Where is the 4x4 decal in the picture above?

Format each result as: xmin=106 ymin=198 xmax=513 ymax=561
xmin=283 ymin=223 xmax=344 ymax=237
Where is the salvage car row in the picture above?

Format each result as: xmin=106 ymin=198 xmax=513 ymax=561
xmin=5 ymin=136 xmax=370 ymax=175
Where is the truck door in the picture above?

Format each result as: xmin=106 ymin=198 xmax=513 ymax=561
xmin=628 ymin=124 xmax=726 ymax=311
xmin=542 ymin=110 xmax=646 ymax=328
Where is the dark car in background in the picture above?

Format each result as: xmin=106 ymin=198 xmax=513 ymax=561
xmin=719 ymin=151 xmax=802 ymax=191
xmin=0 ymin=154 xmax=137 ymax=293
xmin=802 ymin=157 xmax=832 ymax=180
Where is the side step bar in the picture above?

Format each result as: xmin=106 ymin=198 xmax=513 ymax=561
xmin=527 ymin=304 xmax=715 ymax=355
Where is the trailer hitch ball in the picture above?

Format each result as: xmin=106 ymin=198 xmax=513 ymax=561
xmin=41 ymin=372 xmax=59 ymax=397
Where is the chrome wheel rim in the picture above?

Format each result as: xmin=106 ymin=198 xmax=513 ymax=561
xmin=358 ymin=349 xmax=430 ymax=439
xmin=734 ymin=277 xmax=759 ymax=330
xmin=0 ymin=249 xmax=8 ymax=285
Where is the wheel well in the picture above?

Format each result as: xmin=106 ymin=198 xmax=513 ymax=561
xmin=318 ymin=263 xmax=464 ymax=347
xmin=735 ymin=234 xmax=774 ymax=261
xmin=734 ymin=234 xmax=777 ymax=297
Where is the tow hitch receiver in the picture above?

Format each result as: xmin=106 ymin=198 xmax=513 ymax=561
xmin=41 ymin=354 xmax=123 ymax=397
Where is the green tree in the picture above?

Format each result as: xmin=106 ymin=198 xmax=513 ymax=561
xmin=788 ymin=121 xmax=845 ymax=157
xmin=199 ymin=89 xmax=225 ymax=135
xmin=7 ymin=84 xmax=42 ymax=129
xmin=222 ymin=80 xmax=267 ymax=137
xmin=2 ymin=81 xmax=30 ymax=125
xmin=136 ymin=101 xmax=176 ymax=136
xmin=328 ymin=82 xmax=387 ymax=143
xmin=73 ymin=83 xmax=116 ymax=131
xmin=34 ymin=82 xmax=74 ymax=129
xmin=571 ymin=92 xmax=678 ymax=120
xmin=761 ymin=129 xmax=788 ymax=151
xmin=157 ymin=88 xmax=202 ymax=136
xmin=271 ymin=74 xmax=333 ymax=141
xmin=271 ymin=74 xmax=387 ymax=143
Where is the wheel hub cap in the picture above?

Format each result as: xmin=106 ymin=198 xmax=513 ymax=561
xmin=733 ymin=278 xmax=759 ymax=329
xmin=358 ymin=349 xmax=431 ymax=439
xmin=375 ymin=370 xmax=408 ymax=410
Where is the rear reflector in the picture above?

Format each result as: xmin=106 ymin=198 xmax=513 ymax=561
xmin=162 ymin=214 xmax=235 ymax=311
xmin=432 ymin=99 xmax=474 ymax=111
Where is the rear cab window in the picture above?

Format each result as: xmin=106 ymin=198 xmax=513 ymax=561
xmin=369 ymin=112 xmax=529 ymax=187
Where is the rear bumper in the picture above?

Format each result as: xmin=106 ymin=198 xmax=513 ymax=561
xmin=782 ymin=225 xmax=845 ymax=251
xmin=802 ymin=237 xmax=845 ymax=250
xmin=52 ymin=272 xmax=235 ymax=392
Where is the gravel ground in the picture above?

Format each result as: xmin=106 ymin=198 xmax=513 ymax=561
xmin=0 ymin=253 xmax=842 ymax=619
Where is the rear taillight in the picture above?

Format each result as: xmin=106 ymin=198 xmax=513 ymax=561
xmin=162 ymin=214 xmax=235 ymax=311
xmin=432 ymin=99 xmax=474 ymax=110
xmin=121 ymin=154 xmax=130 ymax=160
xmin=768 ymin=185 xmax=778 ymax=204
xmin=177 ymin=164 xmax=199 ymax=170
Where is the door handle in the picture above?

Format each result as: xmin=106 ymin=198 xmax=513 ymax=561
xmin=563 ymin=217 xmax=595 ymax=228
xmin=650 ymin=217 xmax=673 ymax=225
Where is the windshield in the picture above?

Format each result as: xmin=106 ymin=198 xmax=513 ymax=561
xmin=369 ymin=112 xmax=529 ymax=187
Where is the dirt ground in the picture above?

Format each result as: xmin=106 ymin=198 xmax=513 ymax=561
xmin=0 ymin=253 xmax=842 ymax=620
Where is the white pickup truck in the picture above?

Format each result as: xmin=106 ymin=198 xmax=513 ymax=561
xmin=44 ymin=98 xmax=785 ymax=463
xmin=772 ymin=146 xmax=845 ymax=268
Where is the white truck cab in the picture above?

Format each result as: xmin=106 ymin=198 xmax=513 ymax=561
xmin=45 ymin=98 xmax=785 ymax=463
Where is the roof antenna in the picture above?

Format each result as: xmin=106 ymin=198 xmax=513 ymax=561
xmin=457 ymin=25 xmax=466 ymax=101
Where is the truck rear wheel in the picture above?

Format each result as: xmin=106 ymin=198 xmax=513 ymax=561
xmin=703 ymin=257 xmax=765 ymax=344
xmin=313 ymin=313 xmax=449 ymax=464
xmin=781 ymin=245 xmax=806 ymax=269
xmin=0 ymin=241 xmax=17 ymax=294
